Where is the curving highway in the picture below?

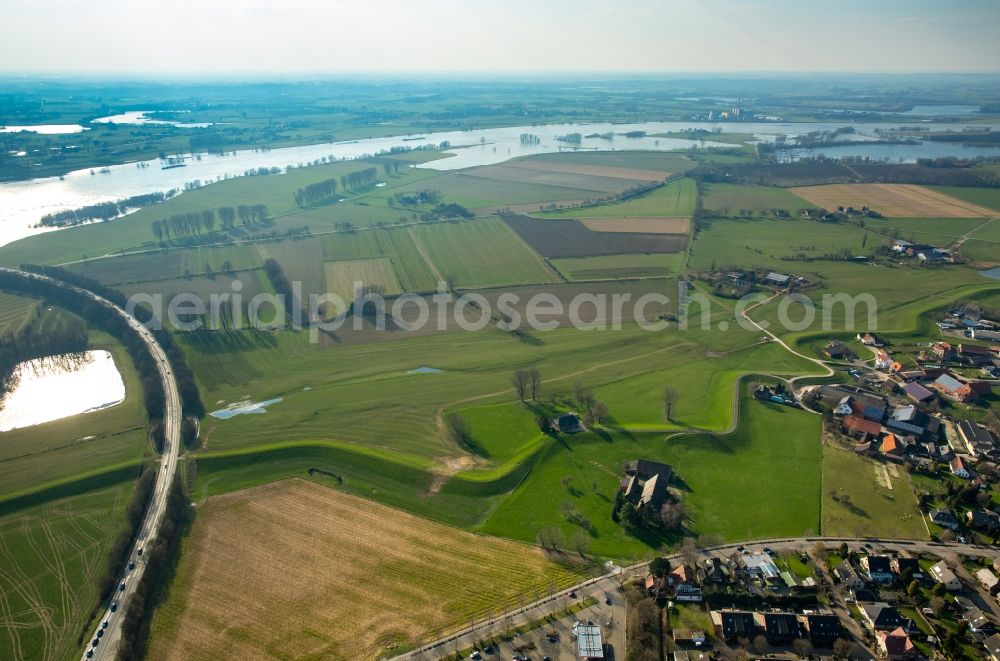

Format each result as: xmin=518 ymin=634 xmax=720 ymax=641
xmin=0 ymin=268 xmax=181 ymax=661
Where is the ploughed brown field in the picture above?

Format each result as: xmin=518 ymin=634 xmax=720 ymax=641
xmin=149 ymin=479 xmax=583 ymax=661
xmin=581 ymin=216 xmax=690 ymax=234
xmin=789 ymin=183 xmax=995 ymax=218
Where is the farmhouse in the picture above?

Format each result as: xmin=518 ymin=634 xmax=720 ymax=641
xmin=824 ymin=340 xmax=850 ymax=359
xmin=931 ymin=373 xmax=977 ymax=403
xmin=573 ymin=622 xmax=604 ymax=659
xmin=881 ymin=434 xmax=904 ymax=461
xmin=901 ymin=382 xmax=934 ymax=403
xmin=958 ymin=420 xmax=997 ymax=458
xmin=843 ymin=415 xmax=882 ymax=438
xmin=874 ymin=349 xmax=894 ymax=370
xmin=930 ymin=561 xmax=962 ymax=591
xmin=621 ymin=460 xmax=673 ymax=511
xmin=764 ymin=272 xmax=791 ymax=287
xmin=551 ymin=412 xmax=583 ymax=433
xmin=931 ymin=342 xmax=956 ymax=361
xmin=960 ymin=343 xmax=995 ymax=365
xmin=858 ymin=332 xmax=883 ymax=346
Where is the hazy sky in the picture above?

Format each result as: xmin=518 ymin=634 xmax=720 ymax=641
xmin=3 ymin=0 xmax=999 ymax=74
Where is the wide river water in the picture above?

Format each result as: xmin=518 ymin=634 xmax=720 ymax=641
xmin=1 ymin=119 xmax=998 ymax=248
xmin=0 ymin=350 xmax=126 ymax=432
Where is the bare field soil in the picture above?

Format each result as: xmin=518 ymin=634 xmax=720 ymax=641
xmin=502 ymin=214 xmax=687 ymax=258
xmin=790 ymin=183 xmax=996 ymax=218
xmin=508 ymin=159 xmax=670 ymax=182
xmin=150 ymin=479 xmax=583 ymax=661
xmin=581 ymin=216 xmax=690 ymax=234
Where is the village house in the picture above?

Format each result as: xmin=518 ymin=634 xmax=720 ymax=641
xmin=876 ymin=627 xmax=918 ymax=660
xmin=964 ymin=607 xmax=996 ymax=634
xmin=874 ymin=349 xmax=894 ymax=370
xmin=710 ymin=610 xmax=757 ymax=643
xmin=669 ymin=565 xmax=703 ymax=602
xmin=858 ymin=332 xmax=883 ymax=346
xmin=930 ymin=560 xmax=962 ymax=591
xmin=798 ymin=613 xmax=842 ymax=646
xmin=892 ymin=557 xmax=921 ymax=578
xmin=931 ymin=341 xmax=956 ymax=361
xmin=986 ymin=633 xmax=1000 ymax=661
xmin=861 ymin=603 xmax=912 ymax=632
xmin=968 ymin=510 xmax=1000 ymax=533
xmin=753 ymin=611 xmax=801 ymax=645
xmin=951 ymin=456 xmax=971 ymax=479
xmin=835 ymin=561 xmax=866 ymax=590
xmin=881 ymin=434 xmax=904 ymax=462
xmin=930 ymin=508 xmax=960 ymax=530
xmin=978 ymin=568 xmax=1000 ymax=596
xmin=736 ymin=551 xmax=783 ymax=585
xmin=671 ymin=628 xmax=707 ymax=647
xmin=861 ymin=555 xmax=895 ymax=584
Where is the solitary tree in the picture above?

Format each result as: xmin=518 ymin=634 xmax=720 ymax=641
xmin=527 ymin=368 xmax=541 ymax=401
xmin=512 ymin=369 xmax=531 ymax=401
xmin=662 ymin=386 xmax=679 ymax=422
xmin=444 ymin=413 xmax=472 ymax=450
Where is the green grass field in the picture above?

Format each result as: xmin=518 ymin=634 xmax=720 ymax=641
xmin=702 ymin=183 xmax=812 ymax=215
xmin=0 ymin=483 xmax=137 ymax=661
xmin=0 ymin=291 xmax=38 ymax=336
xmin=324 ymin=258 xmax=402 ymax=302
xmin=821 ymin=441 xmax=927 ymax=540
xmin=532 ymin=178 xmax=697 ymax=219
xmin=931 ymin=186 xmax=1000 ymax=212
xmin=871 ymin=216 xmax=990 ymax=247
xmin=322 ymin=226 xmax=438 ymax=293
xmin=478 ymin=393 xmax=822 ymax=558
xmin=551 ymin=253 xmax=683 ymax=281
xmin=687 ymin=217 xmax=874 ymax=270
xmin=411 ymin=218 xmax=558 ymax=288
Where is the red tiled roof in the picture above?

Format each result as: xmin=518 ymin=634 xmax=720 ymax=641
xmin=844 ymin=415 xmax=881 ymax=436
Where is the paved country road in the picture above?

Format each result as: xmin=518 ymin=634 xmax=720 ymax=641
xmin=0 ymin=268 xmax=182 ymax=661
xmin=394 ymin=536 xmax=999 ymax=661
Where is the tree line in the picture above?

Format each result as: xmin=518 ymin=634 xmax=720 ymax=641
xmin=262 ymin=258 xmax=296 ymax=322
xmin=40 ymin=190 xmax=178 ymax=227
xmin=150 ymin=204 xmax=269 ymax=243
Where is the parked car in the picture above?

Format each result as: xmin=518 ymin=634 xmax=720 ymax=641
xmin=119 ymin=581 xmax=126 ymax=591
xmin=110 ymin=602 xmax=118 ymax=613
xmin=128 ymin=561 xmax=136 ymax=571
